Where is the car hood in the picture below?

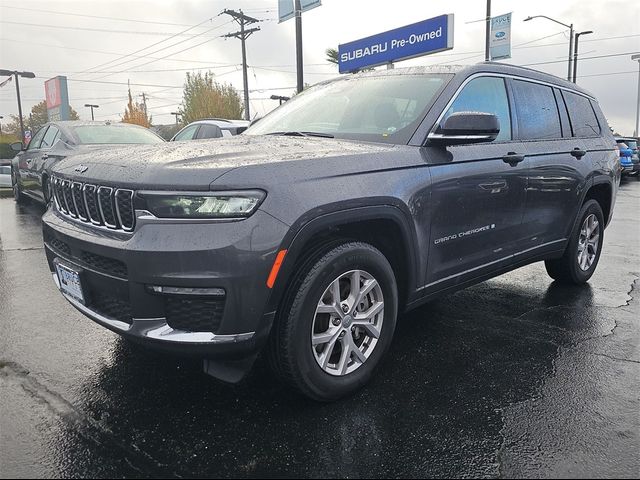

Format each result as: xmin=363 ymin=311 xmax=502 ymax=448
xmin=51 ymin=135 xmax=398 ymax=189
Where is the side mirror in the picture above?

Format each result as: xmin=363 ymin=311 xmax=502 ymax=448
xmin=428 ymin=112 xmax=500 ymax=146
xmin=10 ymin=142 xmax=24 ymax=152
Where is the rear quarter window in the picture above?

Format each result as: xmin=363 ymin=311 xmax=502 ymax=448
xmin=562 ymin=91 xmax=601 ymax=137
xmin=511 ymin=79 xmax=562 ymax=140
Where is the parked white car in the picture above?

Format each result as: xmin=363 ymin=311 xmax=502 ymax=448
xmin=0 ymin=165 xmax=11 ymax=188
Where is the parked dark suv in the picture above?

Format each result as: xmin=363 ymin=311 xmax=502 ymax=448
xmin=43 ymin=63 xmax=619 ymax=401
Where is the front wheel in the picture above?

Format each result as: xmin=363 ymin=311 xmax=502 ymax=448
xmin=269 ymin=242 xmax=398 ymax=401
xmin=545 ymin=199 xmax=604 ymax=284
xmin=11 ymin=167 xmax=29 ymax=205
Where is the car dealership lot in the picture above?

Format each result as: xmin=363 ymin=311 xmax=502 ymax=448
xmin=1 ymin=181 xmax=638 ymax=478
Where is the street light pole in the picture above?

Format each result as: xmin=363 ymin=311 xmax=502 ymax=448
xmin=170 ymin=111 xmax=180 ymax=125
xmin=0 ymin=115 xmax=3 ymax=136
xmin=84 ymin=104 xmax=99 ymax=121
xmin=0 ymin=70 xmax=35 ymax=144
xmin=632 ymin=54 xmax=640 ymax=137
xmin=485 ymin=0 xmax=492 ymax=61
xmin=524 ymin=16 xmax=574 ymax=81
xmin=572 ymin=30 xmax=593 ymax=83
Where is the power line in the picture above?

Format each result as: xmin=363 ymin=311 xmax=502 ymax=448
xmin=0 ymin=4 xmax=201 ymax=27
xmin=86 ymin=21 xmax=233 ymax=81
xmin=75 ymin=17 xmax=221 ymax=78
xmin=0 ymin=19 xmax=224 ymax=36
xmin=522 ymin=51 xmax=640 ymax=67
xmin=0 ymin=37 xmax=237 ymax=66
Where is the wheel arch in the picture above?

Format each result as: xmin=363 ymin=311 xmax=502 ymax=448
xmin=264 ymin=204 xmax=420 ymax=315
xmin=582 ymin=178 xmax=613 ymax=227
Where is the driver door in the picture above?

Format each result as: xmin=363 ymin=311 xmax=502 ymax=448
xmin=425 ymin=76 xmax=528 ymax=286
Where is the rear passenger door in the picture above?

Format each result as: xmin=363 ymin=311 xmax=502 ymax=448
xmin=426 ymin=76 xmax=528 ymax=285
xmin=511 ymin=79 xmax=588 ymax=251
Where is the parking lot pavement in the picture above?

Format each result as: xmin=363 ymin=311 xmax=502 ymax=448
xmin=0 ymin=181 xmax=638 ymax=479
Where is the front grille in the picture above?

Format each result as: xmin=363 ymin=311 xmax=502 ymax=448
xmin=52 ymin=176 xmax=135 ymax=232
xmin=81 ymin=251 xmax=127 ymax=278
xmin=165 ymin=297 xmax=225 ymax=333
xmin=90 ymin=292 xmax=133 ymax=324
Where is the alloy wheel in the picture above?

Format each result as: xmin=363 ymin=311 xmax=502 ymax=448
xmin=311 ymin=269 xmax=384 ymax=376
xmin=577 ymin=213 xmax=600 ymax=271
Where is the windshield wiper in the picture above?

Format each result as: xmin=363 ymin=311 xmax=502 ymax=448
xmin=266 ymin=131 xmax=334 ymax=138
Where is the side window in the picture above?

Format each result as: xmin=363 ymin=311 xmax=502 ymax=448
xmin=173 ymin=124 xmax=199 ymax=141
xmin=41 ymin=125 xmax=60 ymax=149
xmin=443 ymin=76 xmax=512 ymax=142
xmin=27 ymin=126 xmax=49 ymax=150
xmin=553 ymin=88 xmax=572 ymax=138
xmin=511 ymin=80 xmax=562 ymax=140
xmin=196 ymin=124 xmax=222 ymax=139
xmin=562 ymin=91 xmax=601 ymax=137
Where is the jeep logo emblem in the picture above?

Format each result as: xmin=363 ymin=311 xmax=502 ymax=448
xmin=74 ymin=165 xmax=89 ymax=173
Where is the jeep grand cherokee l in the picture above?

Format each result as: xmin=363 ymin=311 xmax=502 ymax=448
xmin=43 ymin=63 xmax=619 ymax=401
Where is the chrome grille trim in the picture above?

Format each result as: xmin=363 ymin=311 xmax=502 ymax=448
xmin=62 ymin=180 xmax=77 ymax=217
xmin=115 ymin=189 xmax=135 ymax=232
xmin=83 ymin=184 xmax=102 ymax=225
xmin=97 ymin=186 xmax=117 ymax=229
xmin=72 ymin=182 xmax=88 ymax=221
xmin=51 ymin=176 xmax=135 ymax=233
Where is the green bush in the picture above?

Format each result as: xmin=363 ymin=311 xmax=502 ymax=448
xmin=0 ymin=143 xmax=16 ymax=159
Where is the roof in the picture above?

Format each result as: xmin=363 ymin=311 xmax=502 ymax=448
xmin=324 ymin=61 xmax=596 ymax=99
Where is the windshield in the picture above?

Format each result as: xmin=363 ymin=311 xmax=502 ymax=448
xmin=246 ymin=74 xmax=451 ymax=144
xmin=626 ymin=140 xmax=637 ymax=149
xmin=71 ymin=125 xmax=164 ymax=145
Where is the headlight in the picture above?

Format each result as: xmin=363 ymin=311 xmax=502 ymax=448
xmin=141 ymin=190 xmax=265 ymax=218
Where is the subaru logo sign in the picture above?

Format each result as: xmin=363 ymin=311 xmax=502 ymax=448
xmin=495 ymin=31 xmax=506 ymax=38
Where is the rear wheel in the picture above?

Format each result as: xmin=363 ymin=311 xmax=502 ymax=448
xmin=545 ymin=199 xmax=604 ymax=284
xmin=269 ymin=241 xmax=398 ymax=401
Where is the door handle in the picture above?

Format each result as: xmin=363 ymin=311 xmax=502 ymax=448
xmin=479 ymin=181 xmax=508 ymax=191
xmin=570 ymin=147 xmax=586 ymax=159
xmin=502 ymin=152 xmax=525 ymax=166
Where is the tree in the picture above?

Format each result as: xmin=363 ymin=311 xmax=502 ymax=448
xmin=179 ymin=71 xmax=243 ymax=124
xmin=2 ymin=102 xmax=81 ymax=136
xmin=326 ymin=48 xmax=339 ymax=65
xmin=122 ymin=88 xmax=151 ymax=127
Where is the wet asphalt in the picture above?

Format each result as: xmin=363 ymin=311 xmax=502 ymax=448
xmin=0 ymin=181 xmax=638 ymax=479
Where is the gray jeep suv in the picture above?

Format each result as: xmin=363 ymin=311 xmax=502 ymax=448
xmin=43 ymin=63 xmax=620 ymax=401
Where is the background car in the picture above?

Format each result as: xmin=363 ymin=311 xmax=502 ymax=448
xmin=0 ymin=164 xmax=11 ymax=188
xmin=10 ymin=121 xmax=165 ymax=205
xmin=615 ymin=137 xmax=638 ymax=178
xmin=170 ymin=118 xmax=250 ymax=141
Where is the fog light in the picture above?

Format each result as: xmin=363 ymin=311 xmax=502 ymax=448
xmin=146 ymin=285 xmax=225 ymax=296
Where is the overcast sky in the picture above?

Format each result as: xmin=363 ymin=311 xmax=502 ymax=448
xmin=0 ymin=0 xmax=638 ymax=134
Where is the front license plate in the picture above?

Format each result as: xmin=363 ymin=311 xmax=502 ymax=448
xmin=56 ymin=263 xmax=85 ymax=304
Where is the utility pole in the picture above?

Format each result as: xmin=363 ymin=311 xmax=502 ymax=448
xmin=485 ymin=0 xmax=492 ymax=61
xmin=223 ymin=9 xmax=261 ymax=121
xmin=0 ymin=115 xmax=3 ymax=136
xmin=295 ymin=0 xmax=304 ymax=93
xmin=138 ymin=93 xmax=148 ymax=117
xmin=171 ymin=111 xmax=180 ymax=125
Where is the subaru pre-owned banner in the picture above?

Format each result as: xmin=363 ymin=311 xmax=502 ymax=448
xmin=338 ymin=14 xmax=454 ymax=73
xmin=490 ymin=13 xmax=512 ymax=60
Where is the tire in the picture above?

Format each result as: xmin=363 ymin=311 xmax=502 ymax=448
xmin=11 ymin=167 xmax=29 ymax=205
xmin=545 ymin=199 xmax=604 ymax=284
xmin=268 ymin=241 xmax=398 ymax=401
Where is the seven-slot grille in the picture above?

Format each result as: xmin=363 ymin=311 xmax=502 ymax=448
xmin=52 ymin=176 xmax=135 ymax=232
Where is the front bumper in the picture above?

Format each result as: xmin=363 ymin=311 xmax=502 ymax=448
xmin=43 ymin=207 xmax=288 ymax=358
